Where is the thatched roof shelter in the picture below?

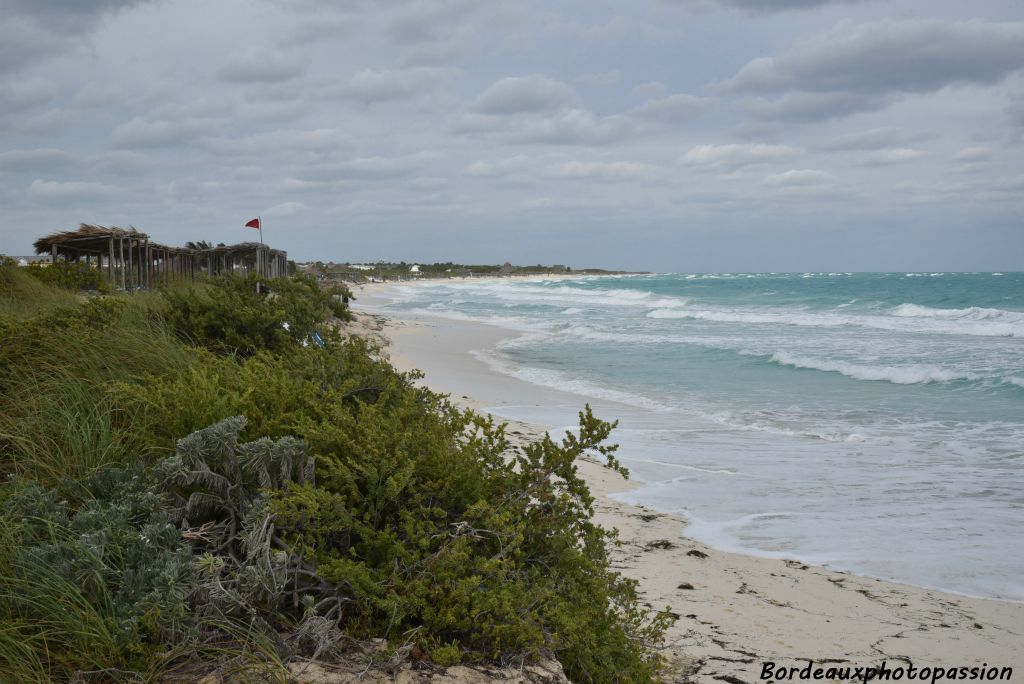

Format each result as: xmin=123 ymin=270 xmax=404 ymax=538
xmin=34 ymin=224 xmax=148 ymax=256
xmin=32 ymin=224 xmax=288 ymax=289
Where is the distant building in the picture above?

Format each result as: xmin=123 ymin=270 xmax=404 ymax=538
xmin=13 ymin=256 xmax=50 ymax=266
xmin=551 ymin=264 xmax=570 ymax=273
xmin=410 ymin=264 xmax=420 ymax=274
xmin=499 ymin=262 xmax=516 ymax=275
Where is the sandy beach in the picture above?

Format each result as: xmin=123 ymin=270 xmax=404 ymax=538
xmin=352 ymin=281 xmax=1024 ymax=683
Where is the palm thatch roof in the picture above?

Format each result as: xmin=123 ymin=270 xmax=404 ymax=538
xmin=33 ymin=224 xmax=148 ymax=255
xmin=206 ymin=242 xmax=286 ymax=257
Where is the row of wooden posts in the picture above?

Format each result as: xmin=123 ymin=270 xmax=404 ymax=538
xmin=39 ymin=231 xmax=288 ymax=291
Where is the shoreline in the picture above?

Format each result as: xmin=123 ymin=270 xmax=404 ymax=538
xmin=351 ymin=284 xmax=1023 ymax=682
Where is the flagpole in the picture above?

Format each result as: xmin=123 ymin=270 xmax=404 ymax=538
xmin=259 ymin=216 xmax=263 ymax=244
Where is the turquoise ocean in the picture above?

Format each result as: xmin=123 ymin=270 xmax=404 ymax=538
xmin=377 ymin=273 xmax=1024 ymax=601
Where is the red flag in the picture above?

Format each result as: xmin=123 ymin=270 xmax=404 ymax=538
xmin=245 ymin=217 xmax=261 ymax=229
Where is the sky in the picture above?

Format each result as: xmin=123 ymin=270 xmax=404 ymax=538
xmin=1 ymin=0 xmax=1022 ymax=272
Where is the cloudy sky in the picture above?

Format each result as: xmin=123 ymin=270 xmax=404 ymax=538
xmin=1 ymin=0 xmax=1022 ymax=271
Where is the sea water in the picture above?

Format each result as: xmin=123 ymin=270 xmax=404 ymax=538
xmin=375 ymin=273 xmax=1024 ymax=601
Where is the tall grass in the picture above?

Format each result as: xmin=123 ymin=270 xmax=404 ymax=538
xmin=0 ymin=520 xmax=134 ymax=682
xmin=0 ymin=272 xmax=196 ymax=493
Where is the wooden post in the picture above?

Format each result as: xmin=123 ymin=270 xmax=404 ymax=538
xmin=108 ymin=236 xmax=114 ymax=286
xmin=119 ymin=238 xmax=126 ymax=290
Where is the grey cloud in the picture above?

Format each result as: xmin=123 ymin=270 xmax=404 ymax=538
xmin=288 ymin=14 xmax=358 ymax=43
xmin=853 ymin=148 xmax=927 ymax=166
xmin=92 ymin=151 xmax=150 ymax=176
xmin=297 ymin=153 xmax=434 ymax=182
xmin=740 ymin=92 xmax=896 ymax=122
xmin=456 ymin=76 xmax=626 ymax=146
xmin=29 ymin=179 xmax=117 ymax=203
xmin=204 ymin=129 xmax=352 ymax=160
xmin=217 ymin=49 xmax=309 ymax=84
xmin=0 ymin=20 xmax=63 ymax=74
xmin=386 ymin=0 xmax=479 ymax=45
xmin=1 ymin=0 xmax=145 ymax=32
xmin=630 ymin=93 xmax=712 ymax=123
xmin=513 ymin=110 xmax=628 ymax=146
xmin=0 ymin=148 xmax=80 ymax=173
xmin=0 ymin=0 xmax=148 ymax=73
xmin=576 ymin=70 xmax=622 ymax=88
xmin=664 ymin=0 xmax=864 ymax=12
xmin=631 ymin=82 xmax=668 ymax=99
xmin=73 ymin=82 xmax=129 ymax=109
xmin=823 ymin=127 xmax=909 ymax=151
xmin=112 ymin=117 xmax=215 ymax=148
xmin=341 ymin=68 xmax=447 ymax=103
xmin=474 ymin=75 xmax=581 ymax=115
xmin=0 ymin=79 xmax=57 ymax=115
xmin=723 ymin=20 xmax=1024 ymax=96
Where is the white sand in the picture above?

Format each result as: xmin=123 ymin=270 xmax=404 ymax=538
xmin=351 ymin=282 xmax=1024 ymax=682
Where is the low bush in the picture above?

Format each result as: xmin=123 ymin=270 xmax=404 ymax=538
xmin=25 ymin=259 xmax=113 ymax=293
xmin=161 ymin=272 xmax=349 ymax=357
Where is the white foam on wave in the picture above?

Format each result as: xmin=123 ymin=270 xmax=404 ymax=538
xmin=646 ymin=303 xmax=1024 ymax=337
xmin=441 ymin=280 xmax=690 ymax=310
xmin=469 ymin=347 xmax=674 ymax=413
xmin=769 ymin=352 xmax=980 ymax=385
xmin=892 ymin=302 xmax=1023 ymax=321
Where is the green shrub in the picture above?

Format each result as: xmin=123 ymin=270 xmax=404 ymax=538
xmin=25 ymin=259 xmax=113 ymax=293
xmin=161 ymin=272 xmax=349 ymax=357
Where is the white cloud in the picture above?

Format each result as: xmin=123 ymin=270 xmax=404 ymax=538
xmin=546 ymin=160 xmax=658 ymax=180
xmin=761 ymin=169 xmax=837 ymax=188
xmin=474 ymin=75 xmax=581 ymax=114
xmin=465 ymin=155 xmax=531 ymax=177
xmin=515 ymin=109 xmax=628 ymax=145
xmin=264 ymin=201 xmax=305 ymax=217
xmin=952 ymin=146 xmax=992 ymax=163
xmin=855 ymin=148 xmax=927 ymax=166
xmin=683 ymin=143 xmax=800 ymax=169
xmin=341 ymin=67 xmax=447 ymax=103
xmin=297 ymin=153 xmax=435 ymax=182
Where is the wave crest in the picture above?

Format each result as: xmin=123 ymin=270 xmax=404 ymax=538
xmin=769 ymin=352 xmax=978 ymax=385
